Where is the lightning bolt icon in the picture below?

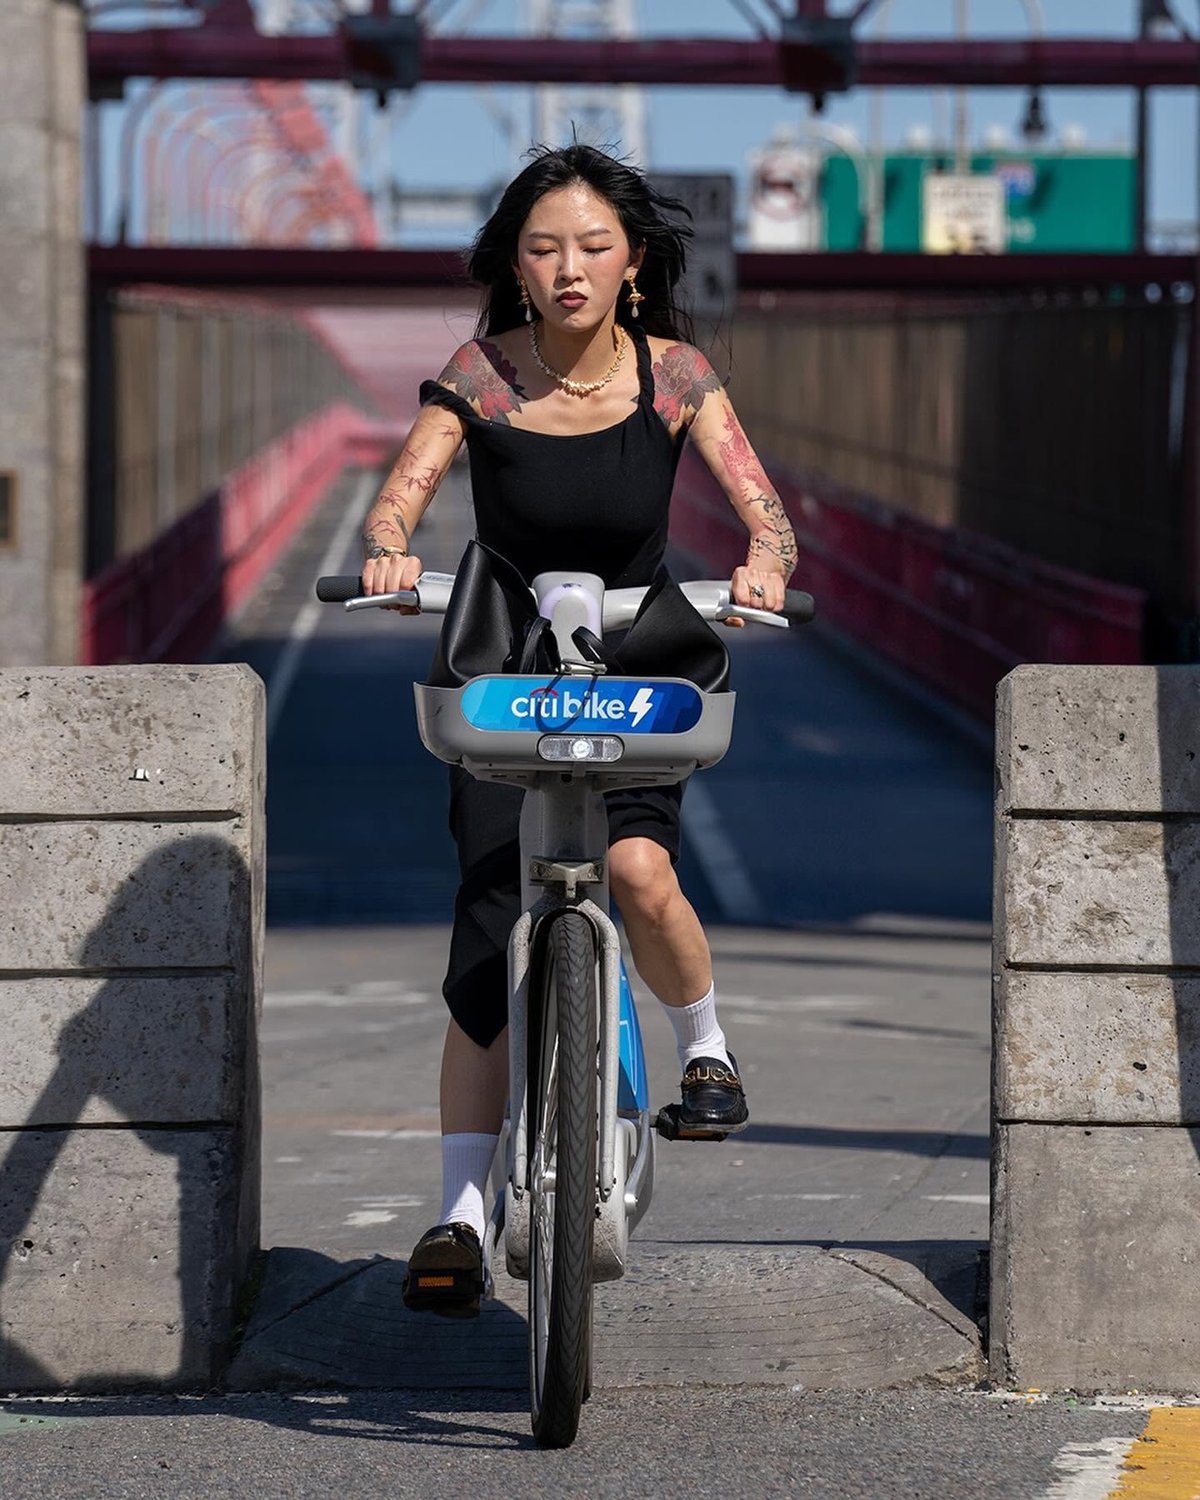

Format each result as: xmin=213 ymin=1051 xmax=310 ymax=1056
xmin=629 ymin=687 xmax=655 ymax=728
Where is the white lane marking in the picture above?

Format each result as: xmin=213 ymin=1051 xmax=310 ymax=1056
xmin=680 ymin=779 xmax=763 ymax=924
xmin=787 ymin=726 xmax=842 ymax=756
xmin=330 ymin=1128 xmax=441 ymax=1140
xmin=345 ymin=1196 xmax=424 ymax=1209
xmin=1039 ymin=1438 xmax=1133 ymax=1499
xmin=265 ymin=469 xmax=377 ymax=742
xmin=263 ymin=986 xmax=434 ymax=1009
xmin=747 ymin=1192 xmax=862 ymax=1202
xmin=263 ymin=1016 xmax=430 ymax=1044
xmin=721 ymin=994 xmax=879 ymax=1012
xmin=923 ymin=1193 xmax=990 ymax=1205
xmin=344 ymin=1210 xmax=397 ymax=1228
xmin=275 ymin=1156 xmax=303 ymax=1164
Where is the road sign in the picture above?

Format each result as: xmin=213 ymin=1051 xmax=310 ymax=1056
xmin=922 ymin=173 xmax=1006 ymax=255
xmin=747 ymin=139 xmax=822 ymax=251
xmin=648 ymin=172 xmax=736 ymax=327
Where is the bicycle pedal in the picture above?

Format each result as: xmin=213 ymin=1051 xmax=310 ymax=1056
xmin=654 ymin=1104 xmax=729 ymax=1143
xmin=402 ymin=1266 xmax=485 ymax=1318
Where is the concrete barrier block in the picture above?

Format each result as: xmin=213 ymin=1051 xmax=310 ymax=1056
xmin=996 ymin=972 xmax=1200 ymax=1125
xmin=0 ymin=976 xmax=239 ymax=1127
xmin=0 ymin=1125 xmax=242 ymax=1390
xmin=0 ymin=240 xmax=49 ymax=354
xmin=1000 ymin=818 xmax=1200 ymax=968
xmin=0 ymin=666 xmax=263 ymax=817
xmin=0 ymin=663 xmax=263 ymax=1390
xmin=998 ymin=666 xmax=1200 ymax=815
xmin=0 ymin=14 xmax=46 ymax=126
xmin=0 ymin=123 xmax=48 ymax=236
xmin=0 ymin=822 xmax=250 ymax=971
xmin=991 ymin=1123 xmax=1200 ymax=1391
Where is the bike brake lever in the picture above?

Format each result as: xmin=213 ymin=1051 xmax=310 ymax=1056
xmin=343 ymin=590 xmax=420 ymax=612
xmin=715 ymin=605 xmax=790 ymax=629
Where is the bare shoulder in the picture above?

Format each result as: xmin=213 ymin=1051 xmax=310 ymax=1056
xmin=434 ymin=337 xmax=517 ymax=389
xmin=434 ymin=335 xmax=528 ymax=424
xmin=647 ymin=336 xmax=725 ymax=429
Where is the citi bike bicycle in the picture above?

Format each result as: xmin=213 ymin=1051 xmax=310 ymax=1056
xmin=316 ymin=565 xmax=814 ymax=1447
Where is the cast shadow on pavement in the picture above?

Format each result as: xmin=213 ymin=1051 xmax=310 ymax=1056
xmin=737 ymin=1122 xmax=989 ymax=1158
xmin=225 ymin=1247 xmax=529 ymax=1399
xmin=655 ymin=1236 xmax=986 ymax=1335
xmin=0 ymin=1391 xmax=535 ymax=1451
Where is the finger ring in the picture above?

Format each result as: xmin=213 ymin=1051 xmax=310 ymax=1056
xmin=749 ymin=586 xmax=765 ymax=599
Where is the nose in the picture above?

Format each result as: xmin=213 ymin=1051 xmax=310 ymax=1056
xmin=555 ymin=249 xmax=582 ymax=285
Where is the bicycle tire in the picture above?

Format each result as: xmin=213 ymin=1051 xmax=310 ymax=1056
xmin=528 ymin=910 xmax=598 ymax=1449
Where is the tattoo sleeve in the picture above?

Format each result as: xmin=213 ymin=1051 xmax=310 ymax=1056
xmin=360 ymin=403 xmax=462 ymax=561
xmin=746 ymin=495 xmax=799 ymax=577
xmin=695 ymin=403 xmax=798 ymax=581
xmin=438 ymin=341 xmax=527 ymax=425
xmin=652 ymin=343 xmax=723 ymax=429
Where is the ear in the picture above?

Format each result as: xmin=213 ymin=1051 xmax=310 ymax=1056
xmin=627 ymin=244 xmax=646 ymax=275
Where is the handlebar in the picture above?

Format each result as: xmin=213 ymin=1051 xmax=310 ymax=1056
xmin=315 ymin=572 xmax=816 ymax=628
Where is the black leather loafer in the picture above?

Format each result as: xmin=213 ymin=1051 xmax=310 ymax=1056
xmin=679 ymin=1054 xmax=749 ymax=1132
xmin=402 ymin=1222 xmax=485 ymax=1319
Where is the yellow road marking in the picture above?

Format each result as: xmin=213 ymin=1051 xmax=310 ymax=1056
xmin=1110 ymin=1408 xmax=1200 ymax=1498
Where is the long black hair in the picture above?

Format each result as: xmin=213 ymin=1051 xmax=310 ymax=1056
xmin=467 ymin=144 xmax=695 ymax=344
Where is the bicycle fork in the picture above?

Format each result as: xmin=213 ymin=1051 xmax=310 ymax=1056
xmin=501 ymin=781 xmax=655 ymax=1285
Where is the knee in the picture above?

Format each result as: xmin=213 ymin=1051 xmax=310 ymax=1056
xmin=610 ymin=838 xmax=676 ymax=925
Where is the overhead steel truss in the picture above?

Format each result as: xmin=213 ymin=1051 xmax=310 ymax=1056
xmin=87 ymin=29 xmax=1200 ymax=93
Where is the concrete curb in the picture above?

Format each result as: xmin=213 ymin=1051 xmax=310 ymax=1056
xmin=226 ymin=1242 xmax=983 ymax=1393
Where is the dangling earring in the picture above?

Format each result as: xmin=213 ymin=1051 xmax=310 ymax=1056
xmin=626 ymin=275 xmax=645 ymax=319
xmin=518 ymin=277 xmax=533 ymax=323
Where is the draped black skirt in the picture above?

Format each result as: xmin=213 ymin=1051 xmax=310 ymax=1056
xmin=442 ymin=767 xmax=683 ymax=1048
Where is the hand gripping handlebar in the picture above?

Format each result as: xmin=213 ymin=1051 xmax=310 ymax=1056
xmin=315 ymin=573 xmax=816 ymax=628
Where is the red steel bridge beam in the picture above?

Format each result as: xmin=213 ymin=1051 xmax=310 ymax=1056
xmin=87 ymin=33 xmax=1200 ymax=90
xmin=88 ymin=245 xmax=1197 ymax=293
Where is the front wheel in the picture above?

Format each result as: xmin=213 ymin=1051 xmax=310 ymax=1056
xmin=528 ymin=910 xmax=598 ymax=1449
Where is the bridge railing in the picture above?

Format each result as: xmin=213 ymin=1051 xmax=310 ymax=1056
xmin=726 ymin=290 xmax=1190 ymax=654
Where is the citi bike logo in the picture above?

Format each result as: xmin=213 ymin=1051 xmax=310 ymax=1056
xmin=513 ymin=685 xmax=655 ymax=727
xmin=460 ymin=677 xmax=703 ymax=735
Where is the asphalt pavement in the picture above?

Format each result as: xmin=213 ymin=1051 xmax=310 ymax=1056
xmin=0 ymin=468 xmax=1173 ymax=1496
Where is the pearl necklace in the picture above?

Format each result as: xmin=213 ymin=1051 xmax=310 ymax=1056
xmin=529 ymin=323 xmax=628 ymax=398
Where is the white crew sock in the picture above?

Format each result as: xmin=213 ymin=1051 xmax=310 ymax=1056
xmin=661 ymin=983 xmax=732 ymax=1071
xmin=438 ymin=1132 xmax=499 ymax=1241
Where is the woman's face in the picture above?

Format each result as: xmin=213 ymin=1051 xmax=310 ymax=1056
xmin=514 ymin=182 xmax=643 ymax=334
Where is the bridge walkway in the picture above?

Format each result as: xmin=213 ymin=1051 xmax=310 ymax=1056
xmin=213 ymin=457 xmax=996 ymax=1396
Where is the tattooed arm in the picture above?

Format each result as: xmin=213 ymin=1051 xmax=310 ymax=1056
xmin=681 ymin=362 xmax=798 ymax=620
xmin=437 ymin=338 xmax=528 ymax=425
xmin=651 ymin=341 xmax=725 ymax=437
xmin=360 ymin=397 xmax=465 ymax=611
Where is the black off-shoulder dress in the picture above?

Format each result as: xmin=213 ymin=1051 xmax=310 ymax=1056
xmin=419 ymin=325 xmax=695 ymax=1049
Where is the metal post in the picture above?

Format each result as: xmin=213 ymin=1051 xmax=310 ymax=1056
xmin=954 ymin=0 xmax=970 ymax=173
xmin=1134 ymin=0 xmax=1149 ymax=252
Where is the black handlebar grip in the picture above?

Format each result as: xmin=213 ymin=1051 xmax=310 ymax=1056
xmin=315 ymin=575 xmax=364 ymax=603
xmin=783 ymin=589 xmax=816 ymax=623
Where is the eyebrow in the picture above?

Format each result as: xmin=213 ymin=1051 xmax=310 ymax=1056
xmin=524 ymin=226 xmax=617 ymax=240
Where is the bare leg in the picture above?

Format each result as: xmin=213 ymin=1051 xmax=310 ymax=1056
xmin=609 ymin=837 xmax=712 ymax=1006
xmin=439 ymin=1018 xmax=509 ymax=1135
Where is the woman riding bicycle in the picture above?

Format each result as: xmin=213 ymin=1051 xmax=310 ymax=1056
xmin=358 ymin=143 xmax=798 ymax=1317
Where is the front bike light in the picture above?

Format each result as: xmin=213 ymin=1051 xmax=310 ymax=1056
xmin=537 ymin=734 xmax=624 ymax=764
